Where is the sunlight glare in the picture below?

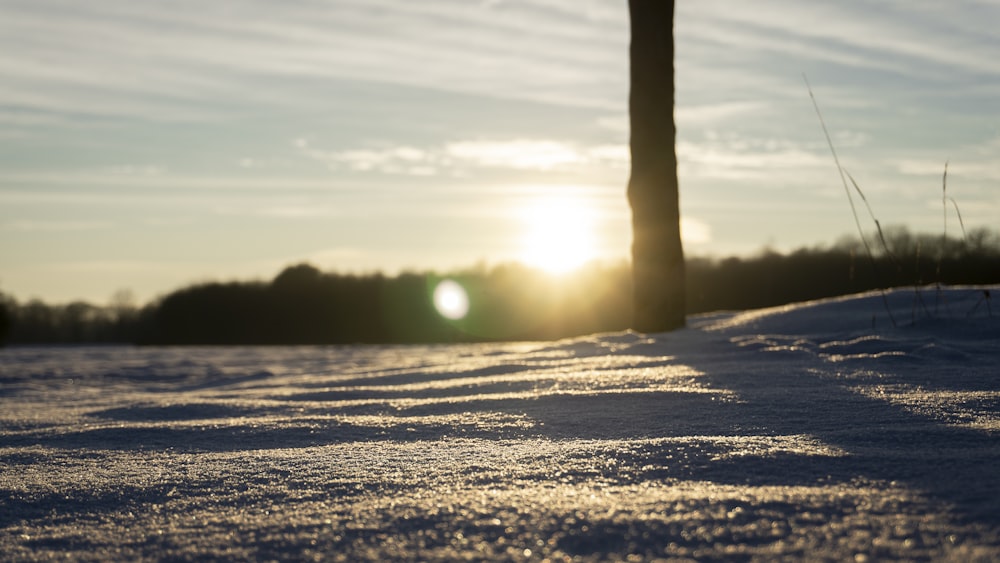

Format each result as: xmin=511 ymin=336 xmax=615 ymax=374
xmin=433 ymin=279 xmax=470 ymax=320
xmin=518 ymin=193 xmax=600 ymax=275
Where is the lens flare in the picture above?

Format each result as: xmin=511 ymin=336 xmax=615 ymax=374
xmin=433 ymin=279 xmax=469 ymax=320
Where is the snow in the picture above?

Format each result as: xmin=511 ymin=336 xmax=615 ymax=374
xmin=1 ymin=285 xmax=998 ymax=561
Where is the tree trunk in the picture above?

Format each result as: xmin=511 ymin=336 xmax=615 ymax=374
xmin=627 ymin=0 xmax=685 ymax=332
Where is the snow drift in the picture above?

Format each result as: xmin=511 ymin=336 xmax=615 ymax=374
xmin=1 ymin=286 xmax=998 ymax=561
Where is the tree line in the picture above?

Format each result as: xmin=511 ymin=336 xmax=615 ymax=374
xmin=1 ymin=227 xmax=998 ymax=346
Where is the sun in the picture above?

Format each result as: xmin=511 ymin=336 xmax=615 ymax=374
xmin=517 ymin=193 xmax=600 ymax=275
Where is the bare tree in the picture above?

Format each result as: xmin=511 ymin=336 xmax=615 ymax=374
xmin=627 ymin=0 xmax=685 ymax=332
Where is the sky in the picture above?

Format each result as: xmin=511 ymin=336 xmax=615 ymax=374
xmin=2 ymin=0 xmax=998 ymax=305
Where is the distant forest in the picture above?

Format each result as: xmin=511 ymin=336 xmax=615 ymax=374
xmin=2 ymin=226 xmax=998 ymax=345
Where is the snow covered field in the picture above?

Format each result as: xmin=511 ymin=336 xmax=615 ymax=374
xmin=2 ymin=286 xmax=998 ymax=561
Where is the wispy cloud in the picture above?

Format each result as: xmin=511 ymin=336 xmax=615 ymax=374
xmin=676 ymin=102 xmax=772 ymax=126
xmin=296 ymin=138 xmax=627 ymax=175
xmin=0 ymin=170 xmax=339 ymax=192
xmin=296 ymin=140 xmax=440 ymax=175
xmin=4 ymin=219 xmax=113 ymax=232
xmin=680 ymin=1 xmax=1000 ymax=78
xmin=4 ymin=0 xmax=997 ymax=125
xmin=0 ymin=0 xmax=627 ymax=124
xmin=678 ymin=134 xmax=831 ymax=181
xmin=445 ymin=140 xmax=583 ymax=171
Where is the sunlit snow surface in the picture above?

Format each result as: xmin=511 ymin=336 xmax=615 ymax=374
xmin=2 ymin=286 xmax=998 ymax=561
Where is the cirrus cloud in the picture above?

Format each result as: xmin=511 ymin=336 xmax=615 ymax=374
xmin=295 ymin=138 xmax=625 ymax=175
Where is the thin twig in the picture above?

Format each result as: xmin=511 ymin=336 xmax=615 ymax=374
xmin=804 ymin=75 xmax=866 ymax=251
xmin=950 ymin=197 xmax=968 ymax=240
xmin=804 ymin=74 xmax=897 ymax=328
xmin=943 ymin=161 xmax=949 ymax=241
xmin=938 ymin=161 xmax=949 ymax=282
xmin=846 ymin=171 xmax=895 ymax=262
xmin=936 ymin=161 xmax=949 ymax=313
xmin=847 ymin=172 xmax=931 ymax=320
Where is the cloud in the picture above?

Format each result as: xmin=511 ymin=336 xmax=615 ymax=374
xmin=585 ymin=145 xmax=629 ymax=168
xmin=4 ymin=0 xmax=999 ymax=129
xmin=680 ymin=1 xmax=1000 ymax=77
xmin=445 ymin=140 xmax=583 ymax=171
xmin=0 ymin=0 xmax=629 ymax=124
xmin=297 ymin=138 xmax=622 ymax=174
xmin=0 ymin=170 xmax=338 ymax=193
xmin=677 ymin=134 xmax=830 ymax=181
xmin=212 ymin=204 xmax=340 ymax=219
xmin=307 ymin=145 xmax=436 ymax=174
xmin=676 ymin=101 xmax=771 ymax=125
xmin=4 ymin=220 xmax=112 ymax=232
xmin=103 ymin=165 xmax=167 ymax=176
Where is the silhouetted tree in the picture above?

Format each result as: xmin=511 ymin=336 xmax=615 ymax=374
xmin=2 ymin=231 xmax=997 ymax=345
xmin=627 ymin=0 xmax=685 ymax=332
xmin=272 ymin=263 xmax=323 ymax=290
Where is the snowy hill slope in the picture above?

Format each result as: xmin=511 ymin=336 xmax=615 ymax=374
xmin=1 ymin=285 xmax=998 ymax=560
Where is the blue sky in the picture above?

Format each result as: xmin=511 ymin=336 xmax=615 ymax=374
xmin=2 ymin=0 xmax=998 ymax=305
